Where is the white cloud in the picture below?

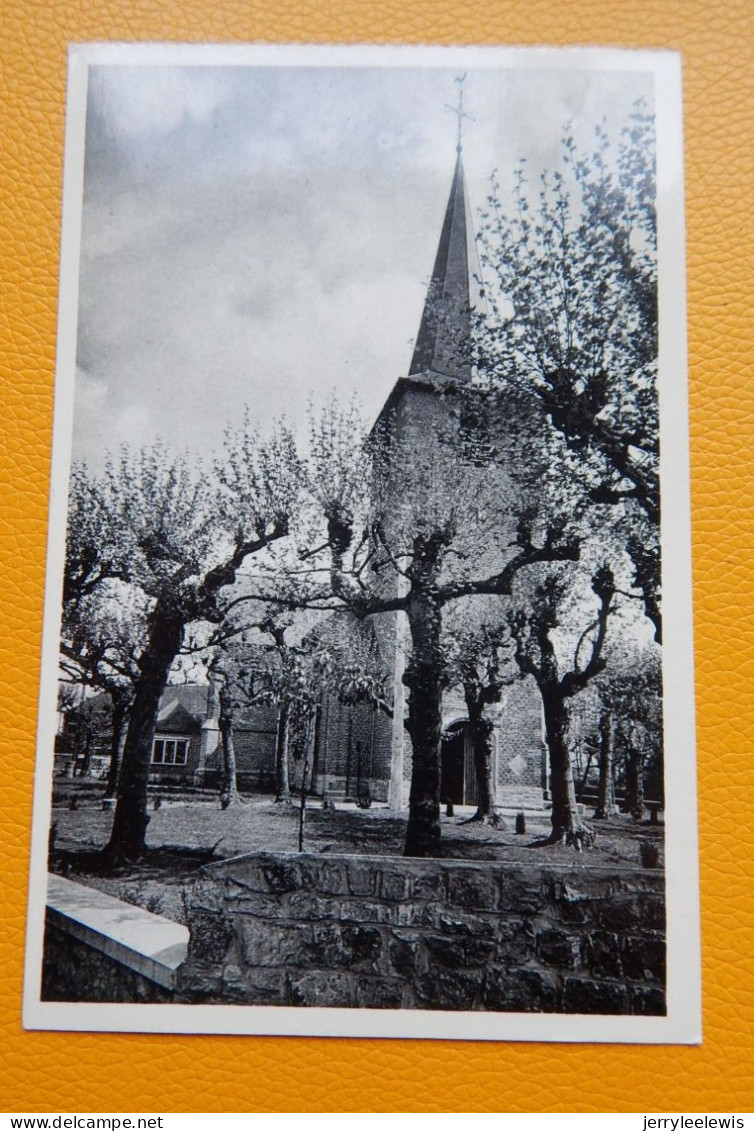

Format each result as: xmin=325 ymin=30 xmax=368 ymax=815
xmin=91 ymin=65 xmax=232 ymax=139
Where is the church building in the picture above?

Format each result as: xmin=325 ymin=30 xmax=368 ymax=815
xmin=306 ymin=141 xmax=549 ymax=812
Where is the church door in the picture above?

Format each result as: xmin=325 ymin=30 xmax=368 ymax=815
xmin=441 ymin=722 xmax=478 ymax=806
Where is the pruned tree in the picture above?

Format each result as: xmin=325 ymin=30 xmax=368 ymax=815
xmin=62 ymin=423 xmax=301 ymax=863
xmin=586 ymin=642 xmax=663 ymax=819
xmin=59 ymin=588 xmax=144 ymax=798
xmin=235 ymin=615 xmax=301 ymax=805
xmin=478 ymin=106 xmax=661 ymax=641
xmin=267 ymin=398 xmax=581 ymax=858
xmin=508 ymin=564 xmax=617 ymax=849
xmin=219 ymin=606 xmax=392 ymax=809
xmin=594 ymin=706 xmax=617 ymax=820
xmin=442 ymin=608 xmax=517 ymax=824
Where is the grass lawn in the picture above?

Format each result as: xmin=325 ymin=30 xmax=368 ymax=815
xmin=49 ymin=792 xmax=664 ymax=923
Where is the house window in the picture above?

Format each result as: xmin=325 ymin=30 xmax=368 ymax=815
xmin=151 ymin=737 xmax=189 ymax=766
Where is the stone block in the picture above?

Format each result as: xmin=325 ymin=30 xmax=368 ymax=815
xmin=412 ymin=871 xmax=446 ymax=901
xmin=552 ymin=880 xmax=605 ymax=925
xmin=414 ymin=967 xmax=483 ymax=1010
xmin=186 ymin=910 xmax=237 ymax=965
xmin=260 ymin=858 xmax=302 ymax=894
xmin=437 ymin=911 xmax=495 ymax=938
xmin=424 ymin=933 xmax=495 ymax=969
xmin=186 ymin=879 xmax=225 ymax=913
xmin=558 ymin=899 xmax=589 ymax=925
xmin=446 ymin=870 xmax=497 ymax=911
xmin=285 ymin=891 xmax=341 ymax=921
xmin=620 ymin=936 xmax=666 ymax=983
xmin=493 ymin=918 xmax=534 ymax=965
xmin=342 ymin=924 xmax=383 ymax=967
xmin=598 ymin=895 xmax=641 ymax=932
xmin=240 ymin=919 xmax=312 ymax=967
xmin=536 ymin=928 xmax=579 ymax=969
xmin=642 ymin=896 xmax=666 ymax=931
xmin=396 ymin=902 xmax=436 ymax=928
xmin=483 ymin=966 xmax=558 ymax=1013
xmin=220 ymin=863 xmax=276 ymax=895
xmin=301 ymin=859 xmax=349 ymax=895
xmin=553 ymin=877 xmax=615 ymax=904
xmin=354 ymin=977 xmax=405 ymax=1009
xmin=220 ymin=964 xmax=250 ymax=1002
xmin=583 ymin=931 xmax=623 ymax=979
xmin=339 ymin=898 xmax=396 ymax=925
xmin=306 ymin=923 xmax=382 ymax=971
xmin=388 ymin=932 xmax=421 ymax=978
xmin=347 ymin=862 xmax=381 ymax=897
xmin=498 ymin=873 xmax=543 ymax=915
xmin=380 ymin=870 xmax=412 ymax=901
xmin=288 ymin=970 xmax=354 ymax=1007
xmin=562 ymin=977 xmax=629 ymax=1014
xmin=631 ymin=984 xmax=667 ymax=1016
xmin=227 ymin=892 xmax=284 ymax=918
xmin=222 ymin=965 xmax=286 ymax=1005
xmin=175 ymin=962 xmax=225 ymax=1003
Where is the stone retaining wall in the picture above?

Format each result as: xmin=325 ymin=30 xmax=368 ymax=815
xmin=176 ymin=852 xmax=665 ymax=1014
xmin=43 ymin=923 xmax=174 ymax=1003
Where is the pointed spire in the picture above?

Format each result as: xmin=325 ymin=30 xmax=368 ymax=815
xmin=409 ymin=151 xmax=482 ymax=382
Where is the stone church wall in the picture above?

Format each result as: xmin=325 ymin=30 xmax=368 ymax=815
xmin=495 ymin=678 xmax=547 ymax=807
xmin=314 ymin=697 xmax=394 ymax=803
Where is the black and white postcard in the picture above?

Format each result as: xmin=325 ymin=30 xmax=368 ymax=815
xmin=24 ymin=43 xmax=699 ymax=1042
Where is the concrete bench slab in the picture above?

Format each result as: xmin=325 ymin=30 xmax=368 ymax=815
xmin=46 ymin=874 xmax=189 ymax=990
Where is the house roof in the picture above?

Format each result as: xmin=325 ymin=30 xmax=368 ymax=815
xmin=66 ymin=681 xmax=281 ymax=736
xmin=157 ymin=684 xmax=211 ymax=727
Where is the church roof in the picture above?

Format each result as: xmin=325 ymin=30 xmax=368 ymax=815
xmin=408 ymin=150 xmax=482 ymax=383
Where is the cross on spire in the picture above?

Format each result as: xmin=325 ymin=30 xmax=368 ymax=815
xmin=445 ymin=72 xmax=474 ymax=154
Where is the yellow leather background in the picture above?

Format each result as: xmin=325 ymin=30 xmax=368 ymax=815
xmin=1 ymin=0 xmax=752 ymax=1114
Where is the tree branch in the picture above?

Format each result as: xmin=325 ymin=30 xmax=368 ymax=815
xmin=560 ymin=566 xmax=615 ymax=698
xmin=437 ymin=528 xmax=579 ymax=604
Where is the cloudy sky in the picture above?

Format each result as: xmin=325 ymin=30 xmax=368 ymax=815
xmin=71 ymin=52 xmax=653 ymax=469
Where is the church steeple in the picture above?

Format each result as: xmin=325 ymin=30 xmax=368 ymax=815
xmin=408 ymin=148 xmax=482 ymax=383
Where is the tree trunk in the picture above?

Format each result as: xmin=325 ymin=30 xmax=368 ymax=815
xmin=594 ymin=709 xmax=616 ymax=819
xmin=80 ymin=720 xmax=93 ymax=778
xmin=466 ymin=698 xmax=501 ymax=825
xmin=219 ymin=686 xmax=240 ymax=809
xmin=274 ymin=699 xmax=291 ymax=803
xmin=104 ymin=697 xmax=129 ymax=800
xmin=625 ymin=746 xmax=646 ymax=819
xmin=403 ymin=582 xmax=443 ymax=859
xmin=541 ymin=689 xmax=594 ymax=850
xmin=298 ymin=705 xmax=317 ymax=852
xmin=310 ymin=696 xmax=322 ymax=795
xmin=103 ymin=604 xmax=184 ymax=863
xmin=71 ymin=700 xmax=83 ymax=775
